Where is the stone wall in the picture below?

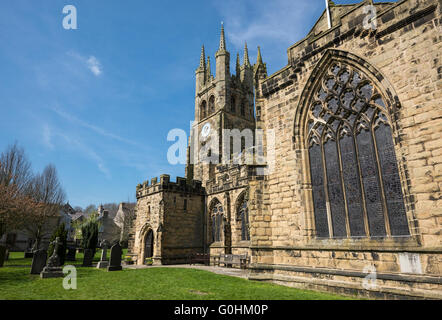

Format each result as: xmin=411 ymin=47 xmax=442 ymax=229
xmin=133 ymin=175 xmax=205 ymax=265
xmin=249 ymin=0 xmax=441 ymax=299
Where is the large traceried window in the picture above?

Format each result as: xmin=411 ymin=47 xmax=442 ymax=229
xmin=306 ymin=62 xmax=410 ymax=239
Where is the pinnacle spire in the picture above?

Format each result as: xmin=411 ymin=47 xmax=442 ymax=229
xmin=199 ymin=45 xmax=206 ymax=70
xmin=243 ymin=42 xmax=250 ymax=67
xmin=206 ymin=56 xmax=211 ymax=81
xmin=236 ymin=52 xmax=241 ymax=75
xmin=257 ymin=46 xmax=263 ymax=65
xmin=218 ymin=22 xmax=226 ymax=52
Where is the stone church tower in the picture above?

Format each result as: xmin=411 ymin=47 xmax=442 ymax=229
xmin=188 ymin=24 xmax=257 ymax=186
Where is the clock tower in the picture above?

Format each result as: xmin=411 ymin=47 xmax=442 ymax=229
xmin=186 ymin=24 xmax=260 ymax=187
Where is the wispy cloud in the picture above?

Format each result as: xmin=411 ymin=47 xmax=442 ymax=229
xmin=52 ymin=107 xmax=138 ymax=147
xmin=59 ymin=133 xmax=111 ymax=179
xmin=213 ymin=0 xmax=322 ymax=50
xmin=86 ymin=56 xmax=102 ymax=76
xmin=42 ymin=124 xmax=54 ymax=150
xmin=39 ymin=123 xmax=112 ymax=180
xmin=67 ymin=51 xmax=103 ymax=77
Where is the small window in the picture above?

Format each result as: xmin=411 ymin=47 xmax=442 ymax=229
xmin=184 ymin=199 xmax=187 ymax=212
xmin=231 ymin=96 xmax=236 ymax=113
xmin=241 ymin=102 xmax=245 ymax=116
xmin=200 ymin=101 xmax=207 ymax=120
xmin=209 ymin=96 xmax=215 ymax=114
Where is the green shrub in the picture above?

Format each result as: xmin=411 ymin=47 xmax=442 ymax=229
xmin=81 ymin=218 xmax=99 ymax=256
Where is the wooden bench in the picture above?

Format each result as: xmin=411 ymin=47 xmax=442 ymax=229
xmin=215 ymin=253 xmax=250 ymax=269
xmin=188 ymin=253 xmax=210 ymax=266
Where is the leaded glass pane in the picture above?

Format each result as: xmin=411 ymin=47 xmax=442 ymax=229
xmin=309 ymin=143 xmax=329 ymax=237
xmin=375 ymin=122 xmax=410 ymax=236
xmin=356 ymin=128 xmax=386 ymax=237
xmin=339 ymin=132 xmax=366 ymax=237
xmin=324 ymin=138 xmax=347 ymax=237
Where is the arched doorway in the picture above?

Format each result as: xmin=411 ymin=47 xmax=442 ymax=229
xmin=144 ymin=230 xmax=154 ymax=261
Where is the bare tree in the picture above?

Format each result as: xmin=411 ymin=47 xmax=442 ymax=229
xmin=0 ymin=143 xmax=35 ymax=239
xmin=84 ymin=204 xmax=97 ymax=216
xmin=26 ymin=164 xmax=66 ymax=250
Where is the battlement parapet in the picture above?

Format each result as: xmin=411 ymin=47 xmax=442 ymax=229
xmin=136 ymin=174 xmax=205 ymax=198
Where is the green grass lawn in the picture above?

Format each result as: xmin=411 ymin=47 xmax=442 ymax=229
xmin=0 ymin=252 xmax=353 ymax=300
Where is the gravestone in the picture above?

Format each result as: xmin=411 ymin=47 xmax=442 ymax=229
xmin=0 ymin=245 xmax=6 ymax=267
xmin=30 ymin=249 xmax=47 ymax=274
xmin=40 ymin=237 xmax=64 ymax=278
xmin=107 ymin=242 xmax=122 ymax=271
xmin=66 ymin=247 xmax=76 ymax=262
xmin=24 ymin=239 xmax=34 ymax=258
xmin=82 ymin=249 xmax=94 ymax=267
xmin=97 ymin=240 xmax=109 ymax=269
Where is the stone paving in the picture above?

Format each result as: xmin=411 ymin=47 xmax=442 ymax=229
xmin=124 ymin=264 xmax=251 ymax=279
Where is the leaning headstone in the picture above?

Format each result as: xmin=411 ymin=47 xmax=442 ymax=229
xmin=0 ymin=245 xmax=6 ymax=267
xmin=97 ymin=240 xmax=109 ymax=269
xmin=66 ymin=247 xmax=76 ymax=262
xmin=40 ymin=237 xmax=64 ymax=278
xmin=30 ymin=249 xmax=47 ymax=274
xmin=24 ymin=240 xmax=34 ymax=258
xmin=107 ymin=242 xmax=122 ymax=271
xmin=82 ymin=249 xmax=94 ymax=267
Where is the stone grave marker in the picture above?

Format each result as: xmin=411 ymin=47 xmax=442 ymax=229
xmin=0 ymin=245 xmax=6 ymax=267
xmin=82 ymin=249 xmax=94 ymax=267
xmin=40 ymin=237 xmax=64 ymax=278
xmin=66 ymin=247 xmax=76 ymax=262
xmin=97 ymin=240 xmax=109 ymax=269
xmin=107 ymin=242 xmax=122 ymax=271
xmin=30 ymin=249 xmax=47 ymax=274
xmin=24 ymin=239 xmax=34 ymax=258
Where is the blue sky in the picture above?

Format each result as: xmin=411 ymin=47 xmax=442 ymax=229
xmin=0 ymin=0 xmax=369 ymax=208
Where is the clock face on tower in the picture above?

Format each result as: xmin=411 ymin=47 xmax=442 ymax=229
xmin=201 ymin=122 xmax=211 ymax=139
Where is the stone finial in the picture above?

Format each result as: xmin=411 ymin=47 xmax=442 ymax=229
xmin=198 ymin=45 xmax=206 ymax=71
xmin=218 ymin=22 xmax=226 ymax=52
xmin=236 ymin=53 xmax=241 ymax=76
xmin=206 ymin=56 xmax=211 ymax=81
xmin=257 ymin=46 xmax=263 ymax=65
xmin=243 ymin=42 xmax=251 ymax=67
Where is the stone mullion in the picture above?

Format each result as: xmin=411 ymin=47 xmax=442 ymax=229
xmin=321 ymin=128 xmax=334 ymax=238
xmin=336 ymin=126 xmax=351 ymax=238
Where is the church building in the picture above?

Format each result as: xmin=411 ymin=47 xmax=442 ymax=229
xmin=129 ymin=0 xmax=441 ymax=299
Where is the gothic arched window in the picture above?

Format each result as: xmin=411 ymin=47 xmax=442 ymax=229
xmin=237 ymin=195 xmax=250 ymax=241
xmin=210 ymin=200 xmax=223 ymax=242
xmin=200 ymin=100 xmax=207 ymax=120
xmin=306 ymin=62 xmax=409 ymax=239
xmin=231 ymin=96 xmax=236 ymax=113
xmin=209 ymin=96 xmax=215 ymax=115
